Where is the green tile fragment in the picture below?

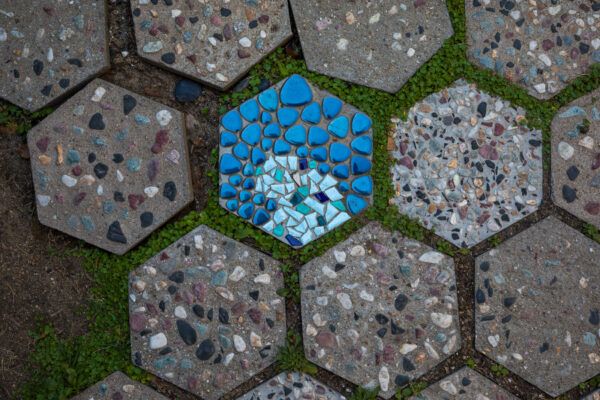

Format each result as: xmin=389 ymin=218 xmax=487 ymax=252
xmin=274 ymin=169 xmax=283 ymax=182
xmin=255 ymin=167 xmax=263 ymax=176
xmin=298 ymin=186 xmax=309 ymax=197
xmin=291 ymin=192 xmax=303 ymax=206
xmin=296 ymin=203 xmax=311 ymax=215
xmin=332 ymin=201 xmax=346 ymax=211
xmin=309 ymin=160 xmax=317 ymax=168
xmin=317 ymin=216 xmax=326 ymax=226
xmin=273 ymin=225 xmax=284 ymax=236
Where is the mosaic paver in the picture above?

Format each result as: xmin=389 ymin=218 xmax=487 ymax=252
xmin=475 ymin=217 xmax=600 ymax=397
xmin=551 ymin=91 xmax=600 ymax=228
xmin=288 ymin=1 xmax=453 ymax=93
xmin=409 ymin=367 xmax=519 ymax=400
xmin=236 ymin=372 xmax=346 ymax=400
xmin=129 ymin=225 xmax=286 ymax=400
xmin=130 ymin=0 xmax=292 ymax=90
xmin=0 ymin=1 xmax=109 ymax=112
xmin=27 ymin=79 xmax=193 ymax=255
xmin=300 ymin=222 xmax=461 ymax=399
xmin=71 ymin=371 xmax=168 ymax=400
xmin=389 ymin=80 xmax=543 ymax=248
xmin=466 ymin=0 xmax=600 ymax=100
xmin=583 ymin=390 xmax=600 ymax=400
xmin=218 ymin=74 xmax=374 ymax=248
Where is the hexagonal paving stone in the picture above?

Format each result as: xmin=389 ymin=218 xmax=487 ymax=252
xmin=466 ymin=0 xmax=600 ymax=100
xmin=0 ymin=1 xmax=109 ymax=112
xmin=71 ymin=371 xmax=168 ymax=400
xmin=389 ymin=80 xmax=543 ymax=248
xmin=288 ymin=1 xmax=453 ymax=93
xmin=409 ymin=367 xmax=518 ymax=399
xmin=475 ymin=216 xmax=600 ymax=397
xmin=300 ymin=222 xmax=461 ymax=399
xmin=551 ymin=91 xmax=600 ymax=228
xmin=130 ymin=0 xmax=291 ymax=90
xmin=583 ymin=390 xmax=600 ymax=400
xmin=236 ymin=372 xmax=346 ymax=400
xmin=129 ymin=225 xmax=286 ymax=399
xmin=218 ymin=74 xmax=374 ymax=248
xmin=27 ymin=79 xmax=193 ymax=255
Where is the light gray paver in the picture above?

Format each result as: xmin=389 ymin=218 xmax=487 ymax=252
xmin=27 ymin=78 xmax=193 ymax=255
xmin=475 ymin=216 xmax=600 ymax=397
xmin=466 ymin=0 xmax=600 ymax=100
xmin=300 ymin=222 xmax=461 ymax=399
xmin=409 ymin=367 xmax=519 ymax=400
xmin=130 ymin=0 xmax=292 ymax=90
xmin=236 ymin=372 xmax=346 ymax=400
xmin=218 ymin=74 xmax=374 ymax=248
xmin=389 ymin=80 xmax=543 ymax=248
xmin=129 ymin=225 xmax=286 ymax=400
xmin=0 ymin=0 xmax=110 ymax=112
xmin=288 ymin=0 xmax=453 ymax=93
xmin=551 ymin=91 xmax=600 ymax=228
xmin=71 ymin=371 xmax=168 ymax=400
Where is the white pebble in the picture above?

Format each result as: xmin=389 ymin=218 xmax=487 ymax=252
xmin=250 ymin=332 xmax=262 ymax=347
xmin=91 ymin=86 xmax=106 ymax=102
xmin=194 ymin=235 xmax=203 ymax=249
xmin=233 ymin=335 xmax=246 ymax=352
xmin=350 ymin=245 xmax=365 ymax=256
xmin=337 ymin=293 xmax=352 ymax=309
xmin=359 ymin=290 xmax=374 ymax=302
xmin=430 ymin=312 xmax=453 ymax=328
xmin=149 ymin=333 xmax=167 ymax=349
xmin=61 ymin=175 xmax=77 ymax=187
xmin=440 ymin=380 xmax=457 ymax=395
xmin=322 ymin=265 xmax=337 ymax=278
xmin=399 ymin=343 xmax=417 ymax=354
xmin=254 ymin=274 xmax=271 ymax=284
xmin=419 ymin=251 xmax=444 ymax=264
xmin=156 ymin=110 xmax=173 ymax=126
xmin=558 ymin=141 xmax=574 ymax=160
xmin=239 ymin=37 xmax=251 ymax=47
xmin=337 ymin=38 xmax=349 ymax=51
xmin=378 ymin=366 xmax=389 ymax=392
xmin=174 ymin=306 xmax=187 ymax=319
xmin=229 ymin=266 xmax=246 ymax=281
xmin=334 ymin=250 xmax=346 ymax=263
xmin=144 ymin=186 xmax=159 ymax=198
xmin=488 ymin=334 xmax=500 ymax=347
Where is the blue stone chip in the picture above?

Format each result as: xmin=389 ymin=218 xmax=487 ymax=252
xmin=222 ymin=110 xmax=242 ymax=132
xmin=328 ymin=115 xmax=349 ymax=138
xmin=301 ymin=102 xmax=321 ymax=124
xmin=323 ymin=97 xmax=342 ymax=118
xmin=330 ymin=143 xmax=351 ymax=163
xmin=280 ymin=75 xmax=313 ymax=106
xmin=220 ymin=154 xmax=242 ymax=174
xmin=240 ymin=99 xmax=259 ymax=122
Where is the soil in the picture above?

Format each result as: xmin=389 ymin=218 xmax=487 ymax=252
xmin=0 ymin=1 xmax=596 ymax=400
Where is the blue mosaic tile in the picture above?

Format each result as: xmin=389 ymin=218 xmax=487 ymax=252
xmin=219 ymin=74 xmax=373 ymax=247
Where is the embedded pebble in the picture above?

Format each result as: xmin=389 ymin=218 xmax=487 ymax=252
xmin=236 ymin=372 xmax=346 ymax=400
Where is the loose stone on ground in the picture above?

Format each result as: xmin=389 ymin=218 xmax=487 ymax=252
xmin=70 ymin=371 xmax=168 ymax=400
xmin=128 ymin=225 xmax=286 ymax=399
xmin=551 ymin=90 xmax=600 ymax=229
xmin=0 ymin=0 xmax=110 ymax=111
xmin=409 ymin=367 xmax=519 ymax=399
xmin=130 ymin=0 xmax=292 ymax=90
xmin=300 ymin=222 xmax=460 ymax=398
xmin=466 ymin=0 xmax=600 ymax=99
xmin=218 ymin=74 xmax=374 ymax=248
xmin=389 ymin=80 xmax=542 ymax=248
xmin=236 ymin=372 xmax=346 ymax=400
xmin=27 ymin=79 xmax=193 ymax=255
xmin=475 ymin=217 xmax=600 ymax=397
xmin=289 ymin=0 xmax=453 ymax=93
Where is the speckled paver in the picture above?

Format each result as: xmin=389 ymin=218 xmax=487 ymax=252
xmin=130 ymin=0 xmax=291 ymax=90
xmin=27 ymin=79 xmax=192 ymax=255
xmin=129 ymin=225 xmax=286 ymax=399
xmin=583 ymin=390 xmax=600 ymax=400
xmin=300 ymin=222 xmax=461 ymax=399
xmin=288 ymin=0 xmax=453 ymax=93
xmin=0 ymin=1 xmax=109 ymax=112
xmin=236 ymin=372 xmax=346 ymax=400
xmin=551 ymin=91 xmax=600 ymax=228
xmin=71 ymin=371 xmax=168 ymax=400
xmin=409 ymin=367 xmax=519 ymax=400
xmin=475 ymin=217 xmax=600 ymax=397
xmin=466 ymin=0 xmax=600 ymax=100
xmin=218 ymin=74 xmax=374 ymax=248
xmin=389 ymin=80 xmax=543 ymax=248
